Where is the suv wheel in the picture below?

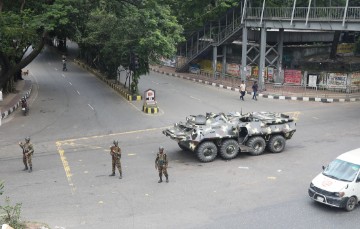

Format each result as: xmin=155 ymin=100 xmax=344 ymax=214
xmin=345 ymin=196 xmax=357 ymax=211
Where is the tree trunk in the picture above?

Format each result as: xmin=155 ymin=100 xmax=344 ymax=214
xmin=0 ymin=31 xmax=48 ymax=89
xmin=330 ymin=31 xmax=341 ymax=60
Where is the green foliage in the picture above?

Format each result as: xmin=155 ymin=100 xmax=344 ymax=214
xmin=77 ymin=0 xmax=184 ymax=93
xmin=0 ymin=0 xmax=79 ymax=89
xmin=0 ymin=182 xmax=25 ymax=228
xmin=170 ymin=0 xmax=239 ymax=34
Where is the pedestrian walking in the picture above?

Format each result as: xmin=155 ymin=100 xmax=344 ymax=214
xmin=19 ymin=137 xmax=34 ymax=173
xmin=239 ymin=80 xmax=246 ymax=101
xmin=62 ymin=59 xmax=67 ymax=71
xmin=109 ymin=140 xmax=122 ymax=179
xmin=252 ymin=81 xmax=258 ymax=101
xmin=155 ymin=146 xmax=169 ymax=183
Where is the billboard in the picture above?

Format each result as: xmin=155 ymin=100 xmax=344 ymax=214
xmin=284 ymin=69 xmax=302 ymax=84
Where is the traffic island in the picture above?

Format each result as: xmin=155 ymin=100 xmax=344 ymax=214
xmin=74 ymin=60 xmax=142 ymax=101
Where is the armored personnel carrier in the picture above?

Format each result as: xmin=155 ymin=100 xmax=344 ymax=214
xmin=163 ymin=111 xmax=296 ymax=162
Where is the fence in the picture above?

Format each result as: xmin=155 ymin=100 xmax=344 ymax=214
xmin=269 ymin=83 xmax=360 ymax=98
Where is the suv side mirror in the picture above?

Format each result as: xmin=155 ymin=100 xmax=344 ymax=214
xmin=356 ymin=177 xmax=360 ymax=183
xmin=322 ymin=166 xmax=325 ymax=170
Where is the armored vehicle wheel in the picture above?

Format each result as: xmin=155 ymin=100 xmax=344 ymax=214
xmin=267 ymin=135 xmax=286 ymax=153
xmin=246 ymin=136 xmax=266 ymax=156
xmin=219 ymin=139 xmax=239 ymax=160
xmin=178 ymin=143 xmax=188 ymax=151
xmin=196 ymin=142 xmax=218 ymax=162
xmin=345 ymin=196 xmax=357 ymax=211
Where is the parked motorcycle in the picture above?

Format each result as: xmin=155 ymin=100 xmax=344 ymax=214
xmin=21 ymin=98 xmax=29 ymax=116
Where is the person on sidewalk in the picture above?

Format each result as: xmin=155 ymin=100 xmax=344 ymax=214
xmin=109 ymin=140 xmax=122 ymax=179
xmin=155 ymin=146 xmax=169 ymax=183
xmin=19 ymin=137 xmax=34 ymax=173
xmin=239 ymin=80 xmax=246 ymax=101
xmin=252 ymin=81 xmax=258 ymax=101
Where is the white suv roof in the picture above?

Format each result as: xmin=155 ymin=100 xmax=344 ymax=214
xmin=337 ymin=148 xmax=360 ymax=165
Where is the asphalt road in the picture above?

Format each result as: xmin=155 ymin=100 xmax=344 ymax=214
xmin=0 ymin=45 xmax=359 ymax=229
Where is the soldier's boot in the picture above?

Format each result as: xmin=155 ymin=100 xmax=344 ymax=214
xmin=119 ymin=173 xmax=122 ymax=179
xmin=22 ymin=166 xmax=28 ymax=171
xmin=165 ymin=175 xmax=169 ymax=183
xmin=158 ymin=174 xmax=163 ymax=183
xmin=109 ymin=172 xmax=115 ymax=176
xmin=29 ymin=167 xmax=32 ymax=173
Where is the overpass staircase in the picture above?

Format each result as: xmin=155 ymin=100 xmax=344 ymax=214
xmin=176 ymin=3 xmax=360 ymax=72
xmin=176 ymin=5 xmax=244 ymax=72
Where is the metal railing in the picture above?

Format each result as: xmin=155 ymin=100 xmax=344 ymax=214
xmin=269 ymin=83 xmax=360 ymax=98
xmin=177 ymin=8 xmax=244 ymax=71
xmin=246 ymin=7 xmax=360 ymax=21
xmin=177 ymin=6 xmax=360 ymax=72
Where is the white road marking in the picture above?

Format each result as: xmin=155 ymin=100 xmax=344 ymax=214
xmin=238 ymin=166 xmax=249 ymax=169
xmin=69 ymin=82 xmax=72 ymax=86
xmin=55 ymin=68 xmax=58 ymax=71
xmin=88 ymin=104 xmax=94 ymax=110
xmin=151 ymin=81 xmax=159 ymax=84
xmin=76 ymin=90 xmax=80 ymax=95
xmin=62 ymin=74 xmax=65 ymax=78
xmin=190 ymin=96 xmax=201 ymax=101
xmin=313 ymin=117 xmax=319 ymax=119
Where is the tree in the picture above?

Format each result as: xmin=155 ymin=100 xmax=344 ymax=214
xmin=77 ymin=0 xmax=184 ymax=94
xmin=0 ymin=0 xmax=78 ymax=92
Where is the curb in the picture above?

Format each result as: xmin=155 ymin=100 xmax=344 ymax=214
xmin=150 ymin=68 xmax=360 ymax=103
xmin=1 ymin=80 xmax=32 ymax=121
xmin=142 ymin=105 xmax=159 ymax=114
xmin=74 ymin=60 xmax=142 ymax=101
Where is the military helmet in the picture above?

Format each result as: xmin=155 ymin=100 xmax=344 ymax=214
xmin=25 ymin=137 xmax=30 ymax=142
xmin=159 ymin=146 xmax=164 ymax=152
xmin=113 ymin=140 xmax=118 ymax=146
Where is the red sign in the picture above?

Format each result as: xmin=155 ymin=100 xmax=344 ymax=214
xmin=284 ymin=69 xmax=302 ymax=84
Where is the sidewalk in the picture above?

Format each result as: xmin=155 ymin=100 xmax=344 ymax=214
xmin=150 ymin=65 xmax=360 ymax=103
xmin=0 ymin=79 xmax=32 ymax=123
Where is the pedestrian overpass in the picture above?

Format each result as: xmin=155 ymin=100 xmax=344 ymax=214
xmin=176 ymin=1 xmax=360 ymax=89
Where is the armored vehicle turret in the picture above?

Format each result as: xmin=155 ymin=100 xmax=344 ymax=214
xmin=163 ymin=111 xmax=296 ymax=162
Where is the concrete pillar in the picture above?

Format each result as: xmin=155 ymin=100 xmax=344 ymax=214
xmin=277 ymin=28 xmax=284 ymax=83
xmin=258 ymin=27 xmax=267 ymax=90
xmin=212 ymin=46 xmax=218 ymax=79
xmin=222 ymin=45 xmax=227 ymax=78
xmin=241 ymin=27 xmax=248 ymax=81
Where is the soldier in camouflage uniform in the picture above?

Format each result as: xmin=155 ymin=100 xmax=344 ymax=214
xmin=155 ymin=146 xmax=169 ymax=183
xmin=109 ymin=140 xmax=122 ymax=179
xmin=19 ymin=137 xmax=34 ymax=173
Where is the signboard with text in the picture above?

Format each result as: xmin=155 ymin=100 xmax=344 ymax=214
xmin=327 ymin=73 xmax=347 ymax=88
xmin=144 ymin=89 xmax=156 ymax=105
xmin=284 ymin=69 xmax=302 ymax=84
xmin=308 ymin=74 xmax=318 ymax=87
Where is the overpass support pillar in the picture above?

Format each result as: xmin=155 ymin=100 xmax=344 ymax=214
xmin=241 ymin=27 xmax=248 ymax=81
xmin=277 ymin=28 xmax=284 ymax=83
xmin=258 ymin=27 xmax=266 ymax=91
xmin=212 ymin=46 xmax=218 ymax=79
xmin=222 ymin=45 xmax=227 ymax=78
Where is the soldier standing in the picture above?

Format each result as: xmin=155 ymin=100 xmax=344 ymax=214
xmin=19 ymin=137 xmax=34 ymax=173
xmin=155 ymin=146 xmax=169 ymax=183
xmin=109 ymin=140 xmax=122 ymax=179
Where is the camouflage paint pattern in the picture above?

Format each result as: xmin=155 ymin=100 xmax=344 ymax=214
xmin=163 ymin=111 xmax=296 ymax=152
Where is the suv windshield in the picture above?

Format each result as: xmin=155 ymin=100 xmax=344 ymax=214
xmin=323 ymin=159 xmax=360 ymax=182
